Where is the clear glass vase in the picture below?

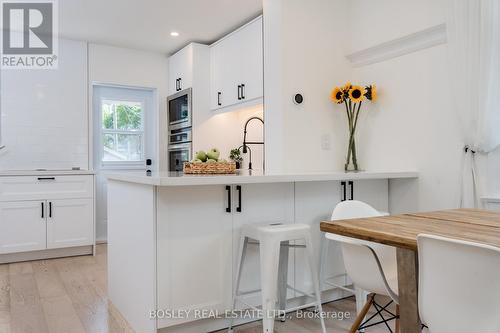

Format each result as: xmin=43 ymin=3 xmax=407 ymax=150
xmin=345 ymin=130 xmax=360 ymax=172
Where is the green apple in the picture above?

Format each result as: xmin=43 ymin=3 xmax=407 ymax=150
xmin=195 ymin=151 xmax=207 ymax=162
xmin=206 ymin=159 xmax=217 ymax=163
xmin=206 ymin=148 xmax=220 ymax=161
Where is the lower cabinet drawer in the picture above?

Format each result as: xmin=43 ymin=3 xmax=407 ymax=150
xmin=0 ymin=175 xmax=93 ymax=201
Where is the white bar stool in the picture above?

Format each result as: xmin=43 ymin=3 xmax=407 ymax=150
xmin=228 ymin=223 xmax=326 ymax=333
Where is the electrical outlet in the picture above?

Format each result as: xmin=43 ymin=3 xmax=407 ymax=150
xmin=321 ymin=134 xmax=331 ymax=150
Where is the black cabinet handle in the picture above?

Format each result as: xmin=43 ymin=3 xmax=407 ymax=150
xmin=37 ymin=177 xmax=55 ymax=181
xmin=348 ymin=181 xmax=354 ymax=200
xmin=237 ymin=85 xmax=241 ymax=100
xmin=241 ymin=84 xmax=245 ymax=99
xmin=341 ymin=181 xmax=346 ymax=201
xmin=226 ymin=186 xmax=231 ymax=213
xmin=41 ymin=202 xmax=44 ymax=218
xmin=49 ymin=202 xmax=52 ymax=218
xmin=178 ymin=78 xmax=182 ymax=91
xmin=217 ymin=92 xmax=222 ymax=106
xmin=236 ymin=185 xmax=242 ymax=212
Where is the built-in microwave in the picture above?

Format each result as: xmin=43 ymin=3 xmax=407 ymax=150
xmin=168 ymin=142 xmax=192 ymax=172
xmin=167 ymin=88 xmax=192 ymax=130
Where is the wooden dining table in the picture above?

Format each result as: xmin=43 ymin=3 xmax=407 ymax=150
xmin=320 ymin=208 xmax=500 ymax=333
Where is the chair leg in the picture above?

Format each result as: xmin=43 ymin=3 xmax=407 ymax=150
xmin=319 ymin=233 xmax=329 ymax=292
xmin=304 ymin=234 xmax=327 ymax=333
xmin=395 ymin=305 xmax=400 ymax=333
xmin=228 ymin=236 xmax=249 ymax=332
xmin=260 ymin=239 xmax=281 ymax=333
xmin=355 ymin=287 xmax=368 ymax=332
xmin=349 ymin=294 xmax=375 ymax=333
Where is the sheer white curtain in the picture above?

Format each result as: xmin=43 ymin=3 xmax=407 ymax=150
xmin=447 ymin=0 xmax=500 ymax=207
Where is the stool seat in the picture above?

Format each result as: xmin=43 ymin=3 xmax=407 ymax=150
xmin=242 ymin=223 xmax=311 ymax=242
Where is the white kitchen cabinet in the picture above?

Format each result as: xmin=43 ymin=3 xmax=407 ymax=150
xmin=157 ymin=185 xmax=233 ymax=328
xmin=168 ymin=44 xmax=194 ymax=95
xmin=47 ymin=198 xmax=94 ymax=249
xmin=0 ymin=174 xmax=95 ymax=262
xmin=210 ymin=16 xmax=263 ymax=111
xmin=232 ymin=183 xmax=295 ymax=307
xmin=0 ymin=201 xmax=46 ymax=254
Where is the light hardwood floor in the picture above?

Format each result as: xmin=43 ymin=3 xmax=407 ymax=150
xmin=0 ymin=245 xmax=395 ymax=333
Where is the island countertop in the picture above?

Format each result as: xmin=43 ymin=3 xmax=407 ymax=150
xmin=105 ymin=170 xmax=418 ymax=186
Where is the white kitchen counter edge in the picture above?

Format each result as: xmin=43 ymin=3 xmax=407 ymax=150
xmin=105 ymin=170 xmax=418 ymax=186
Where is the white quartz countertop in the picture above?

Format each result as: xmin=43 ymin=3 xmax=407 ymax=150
xmin=0 ymin=169 xmax=95 ymax=176
xmin=105 ymin=170 xmax=418 ymax=186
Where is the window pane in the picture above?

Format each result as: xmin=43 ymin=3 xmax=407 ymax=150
xmin=102 ymin=133 xmax=143 ymax=162
xmin=116 ymin=102 xmax=142 ymax=130
xmin=102 ymin=103 xmax=114 ymax=129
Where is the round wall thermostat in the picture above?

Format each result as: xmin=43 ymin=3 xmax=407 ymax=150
xmin=293 ymin=93 xmax=304 ymax=105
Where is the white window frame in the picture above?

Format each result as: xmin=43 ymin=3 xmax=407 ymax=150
xmin=94 ymin=85 xmax=152 ymax=170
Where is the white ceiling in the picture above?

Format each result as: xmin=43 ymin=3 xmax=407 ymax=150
xmin=59 ymin=0 xmax=263 ymax=55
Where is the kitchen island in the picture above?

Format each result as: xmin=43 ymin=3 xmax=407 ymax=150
xmin=106 ymin=170 xmax=418 ymax=333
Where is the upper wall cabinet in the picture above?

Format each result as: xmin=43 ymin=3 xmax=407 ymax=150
xmin=168 ymin=45 xmax=194 ymax=95
xmin=210 ymin=16 xmax=263 ymax=111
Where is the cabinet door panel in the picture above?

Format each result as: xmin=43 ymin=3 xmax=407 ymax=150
xmin=232 ymin=183 xmax=295 ymax=307
xmin=168 ymin=45 xmax=193 ymax=95
xmin=0 ymin=201 xmax=46 ymax=254
xmin=238 ymin=17 xmax=263 ymax=102
xmin=352 ymin=179 xmax=389 ymax=213
xmin=294 ymin=181 xmax=346 ymax=296
xmin=46 ymin=198 xmax=93 ymax=249
xmin=157 ymin=185 xmax=233 ymax=328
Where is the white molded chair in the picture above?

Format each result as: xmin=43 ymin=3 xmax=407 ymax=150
xmin=325 ymin=200 xmax=399 ymax=333
xmin=418 ymin=234 xmax=500 ymax=333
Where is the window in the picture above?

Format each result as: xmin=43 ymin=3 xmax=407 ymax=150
xmin=101 ymin=100 xmax=144 ymax=164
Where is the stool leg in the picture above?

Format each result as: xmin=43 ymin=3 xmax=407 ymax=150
xmin=304 ymin=234 xmax=327 ymax=333
xmin=277 ymin=240 xmax=289 ymax=322
xmin=228 ymin=236 xmax=249 ymax=332
xmin=259 ymin=239 xmax=281 ymax=333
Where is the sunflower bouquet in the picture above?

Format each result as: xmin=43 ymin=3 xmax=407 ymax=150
xmin=331 ymin=82 xmax=377 ymax=171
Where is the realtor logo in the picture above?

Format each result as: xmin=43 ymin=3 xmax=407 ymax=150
xmin=1 ymin=0 xmax=58 ymax=69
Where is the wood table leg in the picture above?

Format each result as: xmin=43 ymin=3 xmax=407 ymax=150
xmin=396 ymin=248 xmax=421 ymax=333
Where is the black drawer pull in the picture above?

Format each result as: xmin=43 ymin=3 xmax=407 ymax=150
xmin=236 ymin=185 xmax=242 ymax=212
xmin=341 ymin=181 xmax=346 ymax=201
xmin=49 ymin=202 xmax=52 ymax=218
xmin=38 ymin=177 xmax=55 ymax=181
xmin=237 ymin=85 xmax=242 ymax=100
xmin=41 ymin=202 xmax=44 ymax=218
xmin=217 ymin=92 xmax=222 ymax=106
xmin=241 ymin=84 xmax=245 ymax=99
xmin=226 ymin=186 xmax=231 ymax=213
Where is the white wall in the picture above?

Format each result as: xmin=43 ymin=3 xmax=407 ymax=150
xmin=194 ymin=105 xmax=264 ymax=170
xmin=0 ymin=39 xmax=88 ymax=171
xmin=264 ymin=0 xmax=352 ymax=174
xmin=264 ymin=0 xmax=465 ymax=212
xmin=88 ymin=43 xmax=168 ymax=241
xmin=347 ymin=0 xmax=464 ymax=211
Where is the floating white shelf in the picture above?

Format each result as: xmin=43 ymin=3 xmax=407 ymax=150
xmin=346 ymin=23 xmax=447 ymax=67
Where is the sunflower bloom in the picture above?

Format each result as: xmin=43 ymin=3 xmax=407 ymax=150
xmin=331 ymin=87 xmax=344 ymax=104
xmin=342 ymin=81 xmax=352 ymax=92
xmin=365 ymin=85 xmax=377 ymax=102
xmin=349 ymin=85 xmax=365 ymax=103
